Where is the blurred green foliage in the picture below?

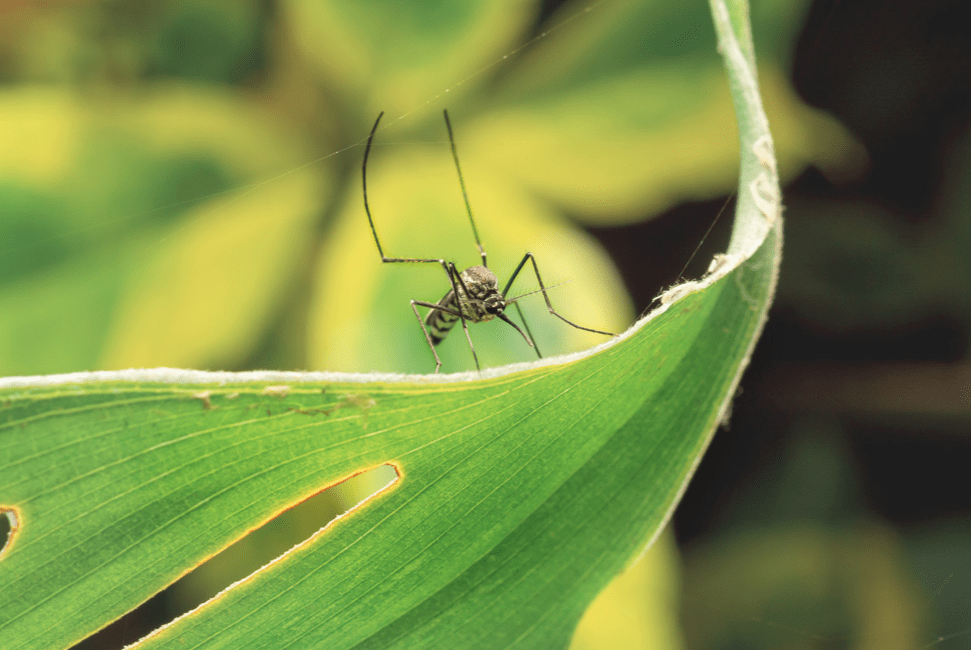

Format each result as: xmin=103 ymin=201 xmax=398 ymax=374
xmin=781 ymin=123 xmax=971 ymax=337
xmin=681 ymin=420 xmax=929 ymax=650
xmin=0 ymin=0 xmax=856 ymax=378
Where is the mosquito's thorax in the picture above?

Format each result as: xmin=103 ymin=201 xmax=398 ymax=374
xmin=456 ymin=265 xmax=505 ymax=323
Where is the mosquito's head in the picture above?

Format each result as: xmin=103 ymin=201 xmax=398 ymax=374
xmin=457 ymin=265 xmax=504 ymax=321
xmin=482 ymin=293 xmax=506 ymax=316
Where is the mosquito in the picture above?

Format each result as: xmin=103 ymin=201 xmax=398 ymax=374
xmin=362 ymin=109 xmax=614 ymax=373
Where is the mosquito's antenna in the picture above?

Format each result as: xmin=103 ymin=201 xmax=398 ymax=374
xmin=674 ymin=192 xmax=735 ymax=284
xmin=443 ymin=109 xmax=487 ymax=268
xmin=505 ymin=280 xmax=571 ymax=305
xmin=363 ymin=112 xmax=386 ymax=260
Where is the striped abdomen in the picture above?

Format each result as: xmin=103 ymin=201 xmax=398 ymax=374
xmin=425 ymin=290 xmax=461 ymax=345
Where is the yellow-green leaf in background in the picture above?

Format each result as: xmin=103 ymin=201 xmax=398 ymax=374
xmin=1 ymin=0 xmax=857 ymax=382
xmin=101 ymin=170 xmax=324 ymax=370
xmin=0 ymin=85 xmax=323 ymax=376
xmin=281 ymin=0 xmax=538 ymax=115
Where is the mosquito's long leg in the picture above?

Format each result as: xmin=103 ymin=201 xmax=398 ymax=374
xmin=444 ymin=263 xmax=481 ymax=370
xmin=363 ymin=112 xmax=389 ymax=261
xmin=381 ymin=259 xmax=470 ymax=328
xmin=458 ymin=313 xmax=480 ymax=371
xmin=512 ymin=302 xmax=542 ymax=359
xmin=503 ymin=252 xmax=615 ymax=337
xmin=413 ymin=300 xmax=463 ymax=316
xmin=443 ymin=109 xmax=487 ymax=268
xmin=363 ymin=113 xmax=474 ymax=370
xmin=403 ymin=261 xmax=473 ymax=371
xmin=444 ymin=263 xmax=483 ymax=370
xmin=363 ymin=116 xmax=450 ymax=267
xmin=411 ymin=301 xmax=443 ymax=373
xmin=413 ymin=299 xmax=481 ymax=371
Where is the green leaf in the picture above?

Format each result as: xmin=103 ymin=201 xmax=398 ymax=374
xmin=0 ymin=0 xmax=781 ymax=648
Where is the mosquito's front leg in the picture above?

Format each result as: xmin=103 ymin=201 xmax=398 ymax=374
xmin=503 ymin=252 xmax=615 ymax=337
xmin=511 ymin=302 xmax=542 ymax=359
xmin=458 ymin=314 xmax=480 ymax=371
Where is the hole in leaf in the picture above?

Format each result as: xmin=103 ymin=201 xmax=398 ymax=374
xmin=0 ymin=507 xmax=19 ymax=560
xmin=73 ymin=464 xmax=399 ymax=650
